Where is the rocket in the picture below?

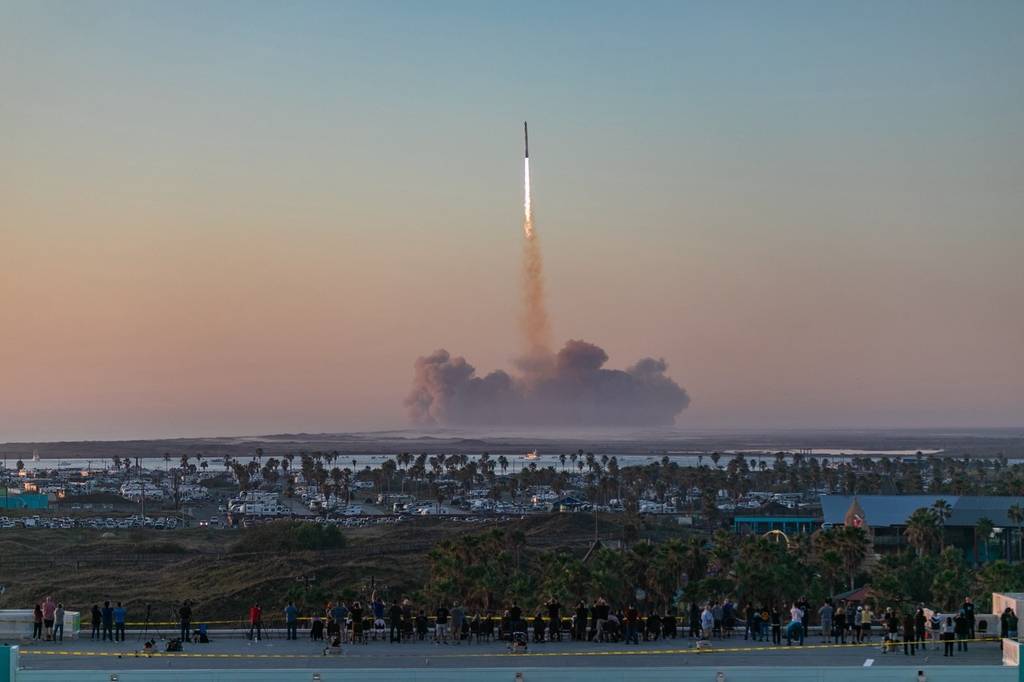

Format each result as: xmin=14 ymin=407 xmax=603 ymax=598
xmin=524 ymin=121 xmax=529 ymax=158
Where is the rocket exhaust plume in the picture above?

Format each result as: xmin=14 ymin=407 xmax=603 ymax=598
xmin=404 ymin=122 xmax=691 ymax=427
xmin=521 ymin=121 xmax=551 ymax=358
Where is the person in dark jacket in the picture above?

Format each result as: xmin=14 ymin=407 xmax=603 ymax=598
xmin=389 ymin=601 xmax=403 ymax=643
xmin=545 ymin=597 xmax=562 ymax=642
xmin=833 ymin=605 xmax=846 ymax=644
xmin=90 ymin=604 xmax=101 ymax=640
xmin=646 ymin=611 xmax=661 ymax=641
xmin=1001 ymin=607 xmax=1018 ymax=640
xmin=662 ymin=611 xmax=677 ymax=639
xmin=179 ymin=600 xmax=192 ymax=643
xmin=32 ymin=604 xmax=43 ymax=640
xmin=101 ymin=601 xmax=114 ymax=642
xmin=532 ymin=612 xmax=545 ymax=643
xmin=962 ymin=597 xmax=976 ymax=640
xmin=573 ymin=601 xmax=587 ymax=641
xmin=903 ymin=614 xmax=916 ymax=655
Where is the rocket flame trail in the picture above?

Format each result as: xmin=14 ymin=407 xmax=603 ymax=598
xmin=524 ymin=157 xmax=533 ymax=237
xmin=521 ymin=123 xmax=551 ymax=357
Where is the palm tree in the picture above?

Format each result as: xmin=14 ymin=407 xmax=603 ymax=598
xmin=905 ymin=507 xmax=941 ymax=556
xmin=1009 ymin=504 xmax=1024 ymax=562
xmin=932 ymin=499 xmax=952 ymax=550
xmin=975 ymin=517 xmax=994 ymax=565
xmin=835 ymin=526 xmax=870 ymax=589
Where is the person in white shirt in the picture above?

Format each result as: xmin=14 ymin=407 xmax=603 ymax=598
xmin=700 ymin=605 xmax=714 ymax=640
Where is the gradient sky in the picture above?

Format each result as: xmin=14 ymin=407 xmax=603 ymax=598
xmin=2 ymin=1 xmax=1022 ymax=440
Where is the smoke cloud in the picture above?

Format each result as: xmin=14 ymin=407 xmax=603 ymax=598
xmin=405 ymin=340 xmax=690 ymax=427
xmin=404 ymin=124 xmax=690 ymax=427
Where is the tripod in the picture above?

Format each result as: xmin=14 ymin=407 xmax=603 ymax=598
xmin=136 ymin=604 xmax=155 ymax=642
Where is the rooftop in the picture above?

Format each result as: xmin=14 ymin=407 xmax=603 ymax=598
xmin=821 ymin=495 xmax=1024 ymax=527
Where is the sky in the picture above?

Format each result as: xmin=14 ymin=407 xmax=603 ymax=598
xmin=1 ymin=1 xmax=1022 ymax=441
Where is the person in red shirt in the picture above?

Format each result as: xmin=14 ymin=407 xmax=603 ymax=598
xmin=248 ymin=603 xmax=263 ymax=641
xmin=625 ymin=605 xmax=640 ymax=644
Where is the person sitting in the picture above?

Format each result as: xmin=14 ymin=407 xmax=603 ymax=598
xmin=532 ymin=612 xmax=545 ymax=643
xmin=415 ymin=611 xmax=429 ymax=640
xmin=662 ymin=612 xmax=677 ymax=639
xmin=605 ymin=612 xmax=621 ymax=642
xmin=324 ymin=634 xmax=343 ymax=656
xmin=142 ymin=639 xmax=157 ymax=655
xmin=646 ymin=612 xmax=661 ymax=641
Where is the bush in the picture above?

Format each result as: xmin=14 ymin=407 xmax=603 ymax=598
xmin=230 ymin=521 xmax=346 ymax=554
xmin=134 ymin=541 xmax=188 ymax=554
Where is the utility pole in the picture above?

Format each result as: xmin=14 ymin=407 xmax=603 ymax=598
xmin=137 ymin=457 xmax=145 ymax=521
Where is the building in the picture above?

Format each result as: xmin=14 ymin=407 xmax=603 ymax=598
xmin=821 ymin=495 xmax=1022 ymax=562
xmin=0 ymin=491 xmax=49 ymax=510
xmin=733 ymin=515 xmax=819 ymax=536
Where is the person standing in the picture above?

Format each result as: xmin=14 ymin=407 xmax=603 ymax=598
xmin=625 ymin=604 xmax=640 ymax=644
xmin=350 ymin=601 xmax=364 ymax=644
xmin=942 ymin=616 xmax=955 ymax=657
xmin=861 ymin=605 xmax=873 ymax=642
xmin=818 ymin=600 xmax=833 ymax=643
xmin=434 ymin=603 xmax=449 ymax=644
xmin=770 ymin=606 xmax=782 ymax=645
xmin=545 ymin=596 xmax=562 ymax=642
xmin=743 ymin=602 xmax=755 ymax=640
xmin=113 ymin=602 xmax=127 ymax=641
xmin=954 ymin=609 xmax=968 ymax=652
xmin=90 ymin=604 xmax=101 ymax=640
xmin=962 ymin=597 xmax=976 ymax=640
xmin=903 ymin=613 xmax=916 ymax=656
xmin=330 ymin=600 xmax=347 ymax=643
xmin=593 ymin=598 xmax=609 ymax=642
xmin=101 ymin=601 xmax=114 ymax=642
xmin=1001 ymin=607 xmax=1016 ymax=640
xmin=42 ymin=596 xmax=56 ymax=641
xmin=914 ymin=606 xmax=927 ymax=650
xmin=574 ymin=601 xmax=587 ymax=641
xmin=451 ymin=602 xmax=465 ymax=644
xmin=388 ymin=600 xmax=402 ymax=643
xmin=32 ymin=604 xmax=43 ymax=640
xmin=179 ymin=600 xmax=192 ymax=642
xmin=789 ymin=602 xmax=805 ymax=640
xmin=700 ymin=604 xmax=714 ymax=641
xmin=797 ymin=597 xmax=810 ymax=633
xmin=53 ymin=603 xmax=65 ymax=642
xmin=249 ymin=602 xmax=263 ymax=641
xmin=833 ymin=604 xmax=847 ymax=644
xmin=285 ymin=601 xmax=299 ymax=640
xmin=401 ymin=599 xmax=413 ymax=641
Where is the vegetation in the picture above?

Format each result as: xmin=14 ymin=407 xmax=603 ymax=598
xmin=229 ymin=520 xmax=346 ymax=554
